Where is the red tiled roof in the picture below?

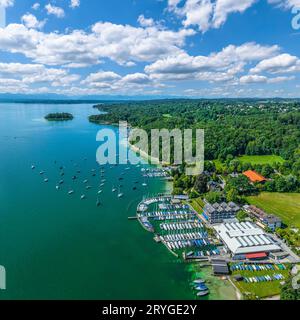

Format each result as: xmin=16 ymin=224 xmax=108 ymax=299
xmin=246 ymin=252 xmax=267 ymax=259
xmin=243 ymin=170 xmax=267 ymax=183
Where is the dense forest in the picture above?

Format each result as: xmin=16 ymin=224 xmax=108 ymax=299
xmin=89 ymin=99 xmax=300 ymax=198
xmin=89 ymin=99 xmax=300 ymax=163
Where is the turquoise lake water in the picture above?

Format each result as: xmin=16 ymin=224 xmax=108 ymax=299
xmin=0 ymin=103 xmax=195 ymax=300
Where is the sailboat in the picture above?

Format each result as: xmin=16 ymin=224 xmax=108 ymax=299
xmin=117 ymin=185 xmax=124 ymax=198
xmin=142 ymin=180 xmax=147 ymax=187
xmin=96 ymin=198 xmax=101 ymax=207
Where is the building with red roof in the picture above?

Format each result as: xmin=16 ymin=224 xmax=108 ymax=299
xmin=243 ymin=170 xmax=267 ymax=183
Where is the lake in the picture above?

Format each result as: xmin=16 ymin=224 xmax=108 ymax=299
xmin=0 ymin=103 xmax=196 ymax=300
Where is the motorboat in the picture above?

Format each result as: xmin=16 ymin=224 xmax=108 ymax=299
xmin=193 ymin=279 xmax=205 ymax=284
xmin=197 ymin=290 xmax=209 ymax=297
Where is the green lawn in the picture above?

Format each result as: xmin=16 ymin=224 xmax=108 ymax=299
xmin=213 ymin=155 xmax=284 ymax=171
xmin=247 ymin=193 xmax=300 ymax=229
xmin=190 ymin=198 xmax=204 ymax=214
xmin=232 ymin=269 xmax=289 ymax=298
xmin=231 ymin=264 xmax=289 ymax=298
xmin=238 ymin=155 xmax=285 ymax=165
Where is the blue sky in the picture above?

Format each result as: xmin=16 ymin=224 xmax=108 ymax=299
xmin=0 ymin=0 xmax=300 ymax=97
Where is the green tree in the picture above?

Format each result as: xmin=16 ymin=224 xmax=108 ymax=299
xmin=194 ymin=175 xmax=209 ymax=194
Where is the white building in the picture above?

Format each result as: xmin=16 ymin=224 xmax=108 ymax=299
xmin=214 ymin=221 xmax=281 ymax=259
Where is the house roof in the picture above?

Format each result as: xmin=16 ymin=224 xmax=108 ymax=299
xmin=243 ymin=170 xmax=267 ymax=183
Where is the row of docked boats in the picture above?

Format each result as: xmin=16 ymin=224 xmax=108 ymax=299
xmin=143 ymin=210 xmax=195 ymax=217
xmin=162 ymin=232 xmax=208 ymax=242
xmin=186 ymin=249 xmax=220 ymax=258
xmin=160 ymin=221 xmax=204 ymax=231
xmin=159 ymin=204 xmax=190 ymax=210
xmin=164 ymin=238 xmax=210 ymax=251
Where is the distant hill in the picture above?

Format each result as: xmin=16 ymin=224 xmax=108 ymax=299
xmin=0 ymin=93 xmax=300 ymax=103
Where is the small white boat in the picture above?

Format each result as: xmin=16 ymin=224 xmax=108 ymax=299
xmin=112 ymin=187 xmax=117 ymax=192
xmin=98 ymin=190 xmax=103 ymax=194
xmin=83 ymin=179 xmax=88 ymax=184
xmin=142 ymin=183 xmax=147 ymax=187
xmin=193 ymin=279 xmax=205 ymax=284
xmin=117 ymin=185 xmax=124 ymax=198
xmin=81 ymin=195 xmax=86 ymax=200
xmin=68 ymin=190 xmax=74 ymax=195
xmin=56 ymin=186 xmax=60 ymax=190
xmin=44 ymin=178 xmax=49 ymax=182
xmin=31 ymin=165 xmax=35 ymax=170
xmin=40 ymin=171 xmax=44 ymax=175
xmin=197 ymin=290 xmax=209 ymax=297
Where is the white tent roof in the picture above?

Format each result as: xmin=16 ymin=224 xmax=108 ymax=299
xmin=214 ymin=222 xmax=281 ymax=255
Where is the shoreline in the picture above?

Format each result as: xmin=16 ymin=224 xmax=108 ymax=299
xmin=128 ymin=141 xmax=170 ymax=167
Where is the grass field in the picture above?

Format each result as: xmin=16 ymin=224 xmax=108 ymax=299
xmin=213 ymin=155 xmax=284 ymax=171
xmin=238 ymin=155 xmax=285 ymax=165
xmin=190 ymin=198 xmax=204 ymax=214
xmin=247 ymin=193 xmax=300 ymax=229
xmin=231 ymin=265 xmax=289 ymax=298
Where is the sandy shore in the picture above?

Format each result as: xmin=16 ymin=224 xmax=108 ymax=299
xmin=128 ymin=141 xmax=170 ymax=166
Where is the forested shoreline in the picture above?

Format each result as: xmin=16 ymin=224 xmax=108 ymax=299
xmin=90 ymin=99 xmax=300 ymax=161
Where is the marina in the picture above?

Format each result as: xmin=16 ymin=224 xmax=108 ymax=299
xmin=136 ymin=195 xmax=225 ymax=298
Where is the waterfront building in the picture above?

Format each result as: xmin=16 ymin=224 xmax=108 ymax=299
xmin=203 ymin=201 xmax=240 ymax=224
xmin=211 ymin=259 xmax=230 ymax=275
xmin=213 ymin=222 xmax=281 ymax=260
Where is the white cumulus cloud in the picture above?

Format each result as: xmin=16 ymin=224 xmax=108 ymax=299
xmin=70 ymin=0 xmax=80 ymax=9
xmin=21 ymin=13 xmax=46 ymax=29
xmin=168 ymin=0 xmax=257 ymax=32
xmin=45 ymin=4 xmax=65 ymax=18
xmin=0 ymin=22 xmax=195 ymax=66
xmin=0 ymin=0 xmax=14 ymax=8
